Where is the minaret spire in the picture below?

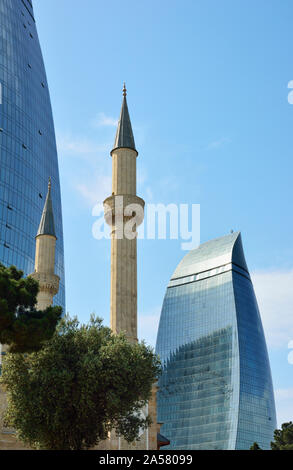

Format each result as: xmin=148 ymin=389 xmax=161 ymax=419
xmin=30 ymin=178 xmax=60 ymax=310
xmin=37 ymin=177 xmax=56 ymax=238
xmin=111 ymin=83 xmax=137 ymax=155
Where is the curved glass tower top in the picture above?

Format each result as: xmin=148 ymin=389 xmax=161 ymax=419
xmin=172 ymin=231 xmax=248 ymax=279
xmin=0 ymin=0 xmax=65 ymax=309
xmin=156 ymin=232 xmax=276 ymax=450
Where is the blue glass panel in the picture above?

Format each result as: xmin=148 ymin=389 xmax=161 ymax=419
xmin=156 ymin=232 xmax=276 ymax=450
xmin=0 ymin=0 xmax=65 ymax=309
xmin=233 ymin=272 xmax=276 ymax=449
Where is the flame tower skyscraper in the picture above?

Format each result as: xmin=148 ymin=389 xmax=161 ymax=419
xmin=0 ymin=0 xmax=65 ymax=309
xmin=156 ymin=232 xmax=276 ymax=450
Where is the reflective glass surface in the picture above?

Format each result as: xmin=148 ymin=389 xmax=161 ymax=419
xmin=0 ymin=0 xmax=65 ymax=309
xmin=156 ymin=232 xmax=276 ymax=450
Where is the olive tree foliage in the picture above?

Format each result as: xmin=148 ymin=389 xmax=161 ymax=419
xmin=1 ymin=316 xmax=161 ymax=450
xmin=0 ymin=263 xmax=62 ymax=352
xmin=271 ymin=422 xmax=293 ymax=450
xmin=250 ymin=442 xmax=262 ymax=450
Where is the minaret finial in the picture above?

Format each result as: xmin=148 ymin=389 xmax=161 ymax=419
xmin=48 ymin=177 xmax=52 ymax=191
xmin=123 ymin=82 xmax=127 ymax=97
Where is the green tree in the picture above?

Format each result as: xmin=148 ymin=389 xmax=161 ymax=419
xmin=0 ymin=263 xmax=62 ymax=353
xmin=250 ymin=442 xmax=262 ymax=450
xmin=0 ymin=316 xmax=161 ymax=450
xmin=271 ymin=422 xmax=293 ymax=450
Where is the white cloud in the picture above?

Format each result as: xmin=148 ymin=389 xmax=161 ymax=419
xmin=57 ymin=133 xmax=109 ymax=157
xmin=145 ymin=186 xmax=154 ymax=201
xmin=252 ymin=270 xmax=293 ymax=349
xmin=56 ymin=131 xmax=112 ymax=206
xmin=206 ymin=137 xmax=231 ymax=150
xmin=92 ymin=113 xmax=118 ymax=128
xmin=137 ymin=167 xmax=147 ymax=187
xmin=274 ymin=388 xmax=293 ymax=426
xmin=75 ymin=174 xmax=111 ymax=207
xmin=138 ymin=308 xmax=161 ymax=348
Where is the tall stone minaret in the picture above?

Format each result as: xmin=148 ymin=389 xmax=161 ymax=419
xmin=104 ymin=84 xmax=145 ymax=343
xmin=30 ymin=178 xmax=60 ymax=310
xmin=98 ymin=86 xmax=163 ymax=452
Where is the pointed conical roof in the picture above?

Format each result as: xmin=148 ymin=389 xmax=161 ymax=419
xmin=111 ymin=84 xmax=137 ymax=155
xmin=37 ymin=178 xmax=56 ymax=238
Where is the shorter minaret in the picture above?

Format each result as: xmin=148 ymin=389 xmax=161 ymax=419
xmin=30 ymin=178 xmax=60 ymax=310
xmin=1 ymin=179 xmax=60 ymax=450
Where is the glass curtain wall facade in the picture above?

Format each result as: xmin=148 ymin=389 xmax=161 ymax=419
xmin=156 ymin=232 xmax=276 ymax=450
xmin=0 ymin=0 xmax=65 ymax=308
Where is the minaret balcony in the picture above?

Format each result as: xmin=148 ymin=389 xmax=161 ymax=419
xmin=30 ymin=272 xmax=60 ymax=297
xmin=103 ymin=194 xmax=145 ymax=227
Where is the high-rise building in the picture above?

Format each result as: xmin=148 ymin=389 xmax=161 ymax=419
xmin=0 ymin=0 xmax=65 ymax=309
xmin=156 ymin=232 xmax=276 ymax=450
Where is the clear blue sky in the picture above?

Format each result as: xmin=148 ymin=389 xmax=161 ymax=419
xmin=34 ymin=0 xmax=293 ymax=426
